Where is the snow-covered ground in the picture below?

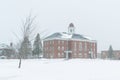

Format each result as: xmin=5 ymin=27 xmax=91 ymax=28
xmin=0 ymin=59 xmax=120 ymax=80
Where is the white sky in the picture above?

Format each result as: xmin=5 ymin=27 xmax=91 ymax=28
xmin=0 ymin=0 xmax=120 ymax=52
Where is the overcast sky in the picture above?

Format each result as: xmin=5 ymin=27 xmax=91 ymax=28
xmin=0 ymin=0 xmax=120 ymax=52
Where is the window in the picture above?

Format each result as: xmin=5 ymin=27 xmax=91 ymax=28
xmin=90 ymin=43 xmax=92 ymax=51
xmin=50 ymin=47 xmax=54 ymax=52
xmin=50 ymin=54 xmax=53 ymax=58
xmin=62 ymin=53 xmax=64 ymax=56
xmin=46 ymin=53 xmax=48 ymax=57
xmin=45 ymin=42 xmax=47 ymax=45
xmin=58 ymin=40 xmax=60 ymax=44
xmin=70 ymin=29 xmax=72 ymax=33
xmin=74 ymin=42 xmax=77 ymax=51
xmin=84 ymin=42 xmax=87 ymax=52
xmin=79 ymin=53 xmax=82 ymax=56
xmin=79 ymin=42 xmax=82 ymax=51
xmin=62 ymin=46 xmax=64 ymax=50
xmin=52 ymin=41 xmax=54 ymax=44
xmin=74 ymin=53 xmax=77 ymax=56
xmin=52 ymin=47 xmax=54 ymax=51
xmin=50 ymin=41 xmax=51 ymax=44
xmin=58 ymin=46 xmax=60 ymax=51
xmin=94 ymin=54 xmax=96 ymax=58
xmin=84 ymin=53 xmax=87 ymax=58
xmin=62 ymin=41 xmax=64 ymax=44
xmin=44 ymin=48 xmax=46 ymax=52
xmin=58 ymin=53 xmax=60 ymax=57
xmin=79 ymin=53 xmax=82 ymax=57
xmin=46 ymin=47 xmax=48 ymax=50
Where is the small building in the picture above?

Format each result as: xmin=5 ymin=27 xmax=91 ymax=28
xmin=0 ymin=43 xmax=16 ymax=59
xmin=101 ymin=50 xmax=120 ymax=60
xmin=43 ymin=23 xmax=97 ymax=59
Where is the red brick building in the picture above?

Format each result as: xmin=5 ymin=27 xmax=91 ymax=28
xmin=43 ymin=23 xmax=97 ymax=59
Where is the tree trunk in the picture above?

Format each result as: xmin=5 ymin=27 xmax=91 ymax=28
xmin=18 ymin=58 xmax=21 ymax=68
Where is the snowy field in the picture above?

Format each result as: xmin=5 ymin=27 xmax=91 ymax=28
xmin=0 ymin=59 xmax=120 ymax=80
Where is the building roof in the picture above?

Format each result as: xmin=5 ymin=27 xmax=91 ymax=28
xmin=44 ymin=32 xmax=90 ymax=40
xmin=0 ymin=44 xmax=11 ymax=49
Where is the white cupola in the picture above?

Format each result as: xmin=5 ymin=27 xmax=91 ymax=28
xmin=68 ymin=23 xmax=75 ymax=35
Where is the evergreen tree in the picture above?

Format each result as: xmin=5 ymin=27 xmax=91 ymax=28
xmin=108 ymin=45 xmax=113 ymax=59
xmin=19 ymin=37 xmax=32 ymax=59
xmin=33 ymin=33 xmax=42 ymax=58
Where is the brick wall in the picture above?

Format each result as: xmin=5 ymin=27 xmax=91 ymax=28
xmin=43 ymin=39 xmax=97 ymax=59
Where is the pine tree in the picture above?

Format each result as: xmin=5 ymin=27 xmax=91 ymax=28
xmin=19 ymin=37 xmax=32 ymax=59
xmin=108 ymin=45 xmax=113 ymax=59
xmin=33 ymin=33 xmax=42 ymax=58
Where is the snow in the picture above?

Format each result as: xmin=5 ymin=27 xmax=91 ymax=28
xmin=0 ymin=43 xmax=10 ymax=49
xmin=60 ymin=32 xmax=72 ymax=39
xmin=83 ymin=35 xmax=92 ymax=40
xmin=0 ymin=59 xmax=120 ymax=80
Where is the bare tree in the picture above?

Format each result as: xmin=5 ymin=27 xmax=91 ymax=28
xmin=18 ymin=14 xmax=36 ymax=68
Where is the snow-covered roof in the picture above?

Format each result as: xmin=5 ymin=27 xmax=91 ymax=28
xmin=44 ymin=32 xmax=90 ymax=40
xmin=0 ymin=44 xmax=11 ymax=49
